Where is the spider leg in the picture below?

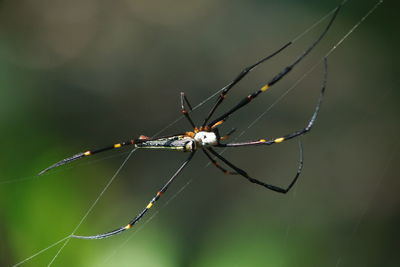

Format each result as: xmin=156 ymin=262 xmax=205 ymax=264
xmin=180 ymin=92 xmax=196 ymax=128
xmin=202 ymin=148 xmax=238 ymax=175
xmin=201 ymin=41 xmax=292 ymax=127
xmin=38 ymin=134 xmax=186 ymax=175
xmin=71 ymin=151 xmax=196 ymax=240
xmin=207 ymin=143 xmax=303 ymax=194
xmin=208 ymin=4 xmax=340 ymax=129
xmin=38 ymin=138 xmax=147 ymax=175
xmin=218 ymin=57 xmax=327 ymax=148
xmin=220 ymin=128 xmax=236 ymax=141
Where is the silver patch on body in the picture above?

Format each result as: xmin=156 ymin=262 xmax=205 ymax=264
xmin=194 ymin=131 xmax=218 ymax=147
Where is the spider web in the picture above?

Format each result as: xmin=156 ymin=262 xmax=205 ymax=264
xmin=8 ymin=1 xmax=391 ymax=266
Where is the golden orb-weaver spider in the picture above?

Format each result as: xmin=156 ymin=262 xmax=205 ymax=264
xmin=39 ymin=3 xmax=340 ymax=240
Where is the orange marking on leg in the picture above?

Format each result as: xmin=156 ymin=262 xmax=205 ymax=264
xmin=211 ymin=120 xmax=225 ymax=129
xmin=261 ymin=84 xmax=270 ymax=92
xmin=83 ymin=151 xmax=91 ymax=156
xmin=139 ymin=135 xmax=150 ymax=140
xmin=185 ymin=131 xmax=195 ymax=138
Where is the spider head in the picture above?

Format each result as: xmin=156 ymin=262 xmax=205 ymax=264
xmin=194 ymin=131 xmax=218 ymax=147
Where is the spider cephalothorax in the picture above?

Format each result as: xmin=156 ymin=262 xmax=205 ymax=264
xmin=185 ymin=126 xmax=221 ymax=148
xmin=193 ymin=131 xmax=218 ymax=146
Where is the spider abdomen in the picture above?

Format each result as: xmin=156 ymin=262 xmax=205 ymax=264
xmin=135 ymin=136 xmax=195 ymax=152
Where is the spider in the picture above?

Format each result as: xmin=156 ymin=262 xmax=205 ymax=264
xmin=39 ymin=4 xmax=340 ymax=239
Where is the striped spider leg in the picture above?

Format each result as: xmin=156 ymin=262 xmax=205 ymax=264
xmin=211 ymin=58 xmax=328 ymax=193
xmin=72 ymin=151 xmax=196 ymax=239
xmin=204 ymin=4 xmax=340 ymax=128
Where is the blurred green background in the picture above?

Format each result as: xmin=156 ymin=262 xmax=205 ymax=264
xmin=1 ymin=0 xmax=399 ymax=266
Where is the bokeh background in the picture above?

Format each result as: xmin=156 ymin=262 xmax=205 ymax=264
xmin=1 ymin=0 xmax=399 ymax=266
